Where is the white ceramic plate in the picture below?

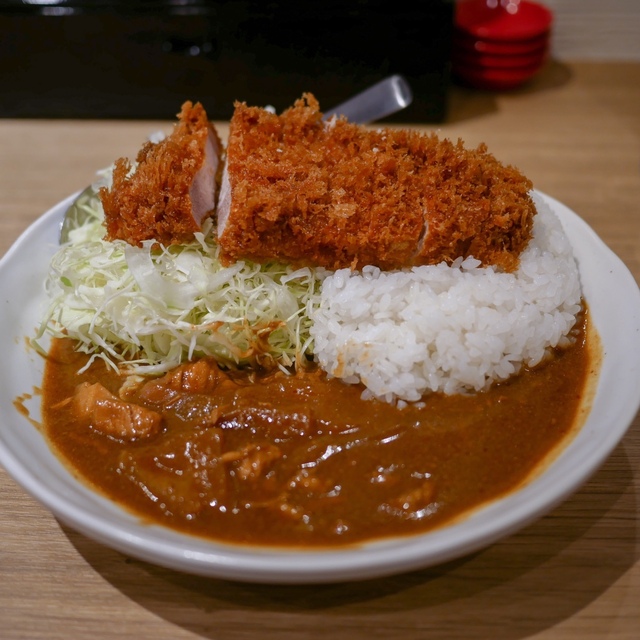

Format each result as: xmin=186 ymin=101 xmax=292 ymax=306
xmin=1 ymin=191 xmax=639 ymax=584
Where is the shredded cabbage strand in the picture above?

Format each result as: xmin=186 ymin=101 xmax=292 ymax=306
xmin=37 ymin=186 xmax=324 ymax=375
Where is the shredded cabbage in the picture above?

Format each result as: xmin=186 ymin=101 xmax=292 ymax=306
xmin=37 ymin=184 xmax=325 ymax=375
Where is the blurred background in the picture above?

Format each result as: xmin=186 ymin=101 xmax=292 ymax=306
xmin=0 ymin=0 xmax=638 ymax=122
xmin=0 ymin=0 xmax=453 ymax=121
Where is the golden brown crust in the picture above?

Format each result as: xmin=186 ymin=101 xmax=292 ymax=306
xmin=218 ymin=94 xmax=535 ymax=272
xmin=100 ymin=101 xmax=221 ymax=247
xmin=408 ymin=136 xmax=535 ymax=272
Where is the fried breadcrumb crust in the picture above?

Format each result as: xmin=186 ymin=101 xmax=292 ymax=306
xmin=100 ymin=101 xmax=221 ymax=246
xmin=218 ymin=94 xmax=535 ymax=272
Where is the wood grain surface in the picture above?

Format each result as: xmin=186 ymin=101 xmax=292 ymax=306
xmin=0 ymin=62 xmax=639 ymax=640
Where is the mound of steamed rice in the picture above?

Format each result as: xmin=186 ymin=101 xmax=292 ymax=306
xmin=310 ymin=193 xmax=582 ymax=403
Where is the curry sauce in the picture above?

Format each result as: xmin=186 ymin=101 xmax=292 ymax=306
xmin=41 ymin=313 xmax=592 ymax=548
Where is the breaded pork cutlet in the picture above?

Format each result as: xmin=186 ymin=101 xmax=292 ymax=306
xmin=217 ymin=94 xmax=535 ymax=272
xmin=100 ymin=101 xmax=222 ymax=247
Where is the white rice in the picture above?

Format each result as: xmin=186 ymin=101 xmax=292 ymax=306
xmin=309 ymin=193 xmax=582 ymax=403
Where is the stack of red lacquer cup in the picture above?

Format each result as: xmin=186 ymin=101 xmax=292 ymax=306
xmin=452 ymin=0 xmax=554 ymax=90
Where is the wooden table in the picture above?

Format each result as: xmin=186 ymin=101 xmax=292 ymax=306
xmin=1 ymin=62 xmax=639 ymax=639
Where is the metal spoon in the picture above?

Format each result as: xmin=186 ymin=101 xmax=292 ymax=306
xmin=322 ymin=74 xmax=413 ymax=124
xmin=59 ymin=75 xmax=414 ymax=244
xmin=59 ymin=182 xmax=103 ymax=244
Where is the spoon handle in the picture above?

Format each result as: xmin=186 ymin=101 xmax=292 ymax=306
xmin=322 ymin=75 xmax=413 ymax=124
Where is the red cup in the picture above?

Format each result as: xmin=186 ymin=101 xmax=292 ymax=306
xmin=452 ymin=46 xmax=548 ymax=69
xmin=455 ymin=0 xmax=553 ymax=42
xmin=453 ymin=59 xmax=546 ymax=90
xmin=453 ymin=29 xmax=550 ymax=56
